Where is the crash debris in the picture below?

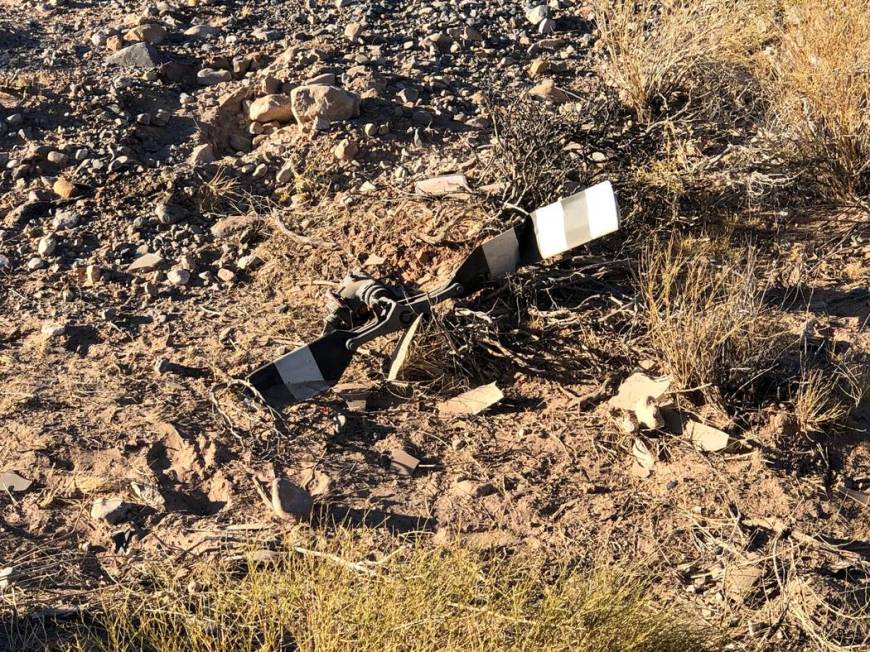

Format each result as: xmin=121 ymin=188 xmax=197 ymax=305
xmin=0 ymin=471 xmax=32 ymax=492
xmin=438 ymin=382 xmax=504 ymax=416
xmin=608 ymin=372 xmax=671 ymax=431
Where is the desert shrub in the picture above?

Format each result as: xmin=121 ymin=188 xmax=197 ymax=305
xmin=62 ymin=532 xmax=718 ymax=652
xmin=760 ymin=0 xmax=870 ymax=201
xmin=639 ymin=235 xmax=780 ymax=402
xmin=594 ymin=0 xmax=771 ymax=123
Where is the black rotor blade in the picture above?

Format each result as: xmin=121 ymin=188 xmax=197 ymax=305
xmin=248 ymin=330 xmax=355 ymax=408
xmin=449 ymin=181 xmax=619 ymax=295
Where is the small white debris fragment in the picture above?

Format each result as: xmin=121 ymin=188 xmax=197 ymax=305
xmin=632 ymin=438 xmax=656 ymax=471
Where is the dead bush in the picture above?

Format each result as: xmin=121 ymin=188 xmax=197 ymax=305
xmin=639 ymin=235 xmax=780 ymax=402
xmin=761 ymin=0 xmax=870 ymax=201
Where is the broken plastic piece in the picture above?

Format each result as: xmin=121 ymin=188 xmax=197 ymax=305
xmin=389 ymin=448 xmax=420 ymax=476
xmin=438 ymin=382 xmax=504 ymax=416
xmin=686 ymin=420 xmax=729 ymax=452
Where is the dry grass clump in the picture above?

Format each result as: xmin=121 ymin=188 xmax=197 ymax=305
xmin=761 ymin=0 xmax=870 ymax=201
xmin=594 ymin=0 xmax=770 ymax=122
xmin=59 ymin=530 xmax=718 ymax=652
xmin=639 ymin=235 xmax=778 ymax=400
xmin=791 ymin=367 xmax=850 ymax=436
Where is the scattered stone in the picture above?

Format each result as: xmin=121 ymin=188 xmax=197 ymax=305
xmin=90 ymin=498 xmax=132 ymax=525
xmin=0 ymin=471 xmax=32 ymax=492
xmin=237 ymin=254 xmax=262 ymax=270
xmin=185 ymin=24 xmax=220 ymax=39
xmin=217 ymin=268 xmax=235 ymax=283
xmin=154 ymin=200 xmax=187 ymax=225
xmin=128 ymin=253 xmax=164 ymax=272
xmin=526 ymin=4 xmax=550 ymax=25
xmin=106 ymin=42 xmax=161 ymax=69
xmin=0 ymin=567 xmax=14 ymax=590
xmin=84 ymin=264 xmax=103 ymax=285
xmin=41 ymin=322 xmax=66 ymax=339
xmin=270 ymin=478 xmax=313 ymax=521
xmin=37 ymin=235 xmax=57 ymax=257
xmin=397 ymin=87 xmax=419 ymax=103
xmin=289 ymin=85 xmax=361 ymax=127
xmin=0 ymin=255 xmax=9 ymax=271
xmin=538 ymin=17 xmax=556 ymax=34
xmin=52 ymin=210 xmax=78 ymax=230
xmin=439 ymin=382 xmax=503 ymax=416
xmin=47 ymin=150 xmax=68 ymax=166
xmin=248 ymin=94 xmax=295 ymax=122
xmin=529 ymin=78 xmax=570 ymax=103
xmin=189 ymin=143 xmax=215 ymax=166
xmin=334 ymin=138 xmax=358 ymax=161
xmin=167 ymin=269 xmax=191 ymax=286
xmin=529 ymin=58 xmax=550 ymax=78
xmin=124 ymin=24 xmax=167 ymax=45
xmin=53 ymin=177 xmax=84 ymax=199
xmin=344 ymin=22 xmax=362 ymax=40
xmin=197 ymin=68 xmax=232 ymax=86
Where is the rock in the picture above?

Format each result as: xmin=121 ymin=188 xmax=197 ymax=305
xmin=397 ymin=87 xmax=418 ymax=103
xmin=91 ymin=498 xmax=132 ymax=525
xmin=41 ymin=322 xmax=66 ymax=339
xmin=184 ymin=24 xmax=220 ymax=39
xmin=334 ymin=138 xmax=358 ymax=161
xmin=27 ymin=257 xmax=45 ymax=271
xmin=217 ymin=268 xmax=235 ymax=283
xmin=270 ymin=478 xmax=313 ymax=521
xmin=438 ymin=383 xmax=504 ymax=416
xmin=237 ymin=254 xmax=262 ymax=271
xmin=128 ymin=253 xmax=164 ymax=272
xmin=197 ymin=68 xmax=232 ymax=86
xmin=53 ymin=177 xmax=84 ymax=199
xmin=124 ymin=24 xmax=167 ymax=45
xmin=290 ymin=85 xmax=361 ymax=127
xmin=0 ymin=471 xmax=32 ymax=492
xmin=106 ymin=42 xmax=161 ymax=69
xmin=52 ymin=210 xmax=78 ymax=230
xmin=167 ymin=269 xmax=190 ymax=286
xmin=37 ymin=235 xmax=57 ymax=257
xmin=526 ymin=5 xmax=550 ymax=25
xmin=529 ymin=78 xmax=569 ymax=103
xmin=415 ymin=173 xmax=470 ymax=197
xmin=154 ymin=200 xmax=187 ymax=225
xmin=275 ymin=161 xmax=295 ymax=184
xmin=248 ymin=94 xmax=295 ymax=122
xmin=538 ymin=18 xmax=556 ymax=34
xmin=47 ymin=150 xmax=68 ymax=166
xmin=189 ymin=143 xmax=215 ymax=166
xmin=0 ymin=254 xmax=9 ymax=271
xmin=344 ymin=22 xmax=362 ymax=40
xmin=84 ymin=264 xmax=102 ymax=285
xmin=105 ymin=34 xmax=124 ymax=52
xmin=363 ymin=122 xmax=378 ymax=137
xmin=529 ymin=58 xmax=550 ymax=77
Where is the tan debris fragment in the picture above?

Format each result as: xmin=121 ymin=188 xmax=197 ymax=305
xmin=685 ymin=420 xmax=729 ymax=452
xmin=389 ymin=448 xmax=420 ymax=476
xmin=438 ymin=382 xmax=504 ymax=416
xmin=0 ymin=471 xmax=32 ymax=492
xmin=724 ymin=564 xmax=763 ymax=604
xmin=631 ymin=438 xmax=656 ymax=471
xmin=608 ymin=372 xmax=671 ymax=430
xmin=387 ymin=314 xmax=422 ymax=381
xmin=414 ymin=173 xmax=470 ymax=197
